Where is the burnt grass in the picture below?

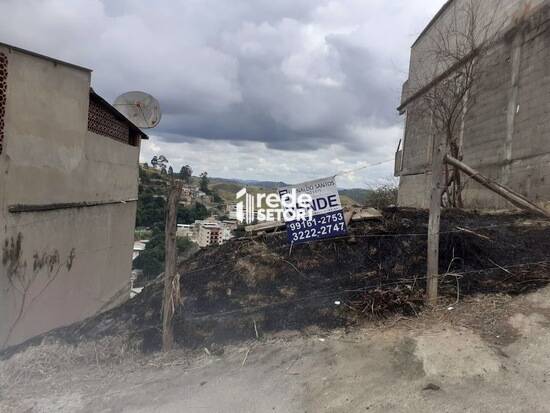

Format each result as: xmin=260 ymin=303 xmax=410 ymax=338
xmin=4 ymin=208 xmax=550 ymax=356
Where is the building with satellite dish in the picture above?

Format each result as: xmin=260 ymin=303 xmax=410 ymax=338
xmin=0 ymin=42 xmax=156 ymax=348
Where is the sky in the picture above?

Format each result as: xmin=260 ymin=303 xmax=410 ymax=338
xmin=0 ymin=0 xmax=445 ymax=188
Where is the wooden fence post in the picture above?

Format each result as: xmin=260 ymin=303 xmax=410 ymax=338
xmin=427 ymin=134 xmax=446 ymax=305
xmin=444 ymin=154 xmax=550 ymax=218
xmin=162 ymin=180 xmax=183 ymax=352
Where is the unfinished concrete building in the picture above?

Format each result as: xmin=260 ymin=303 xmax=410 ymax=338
xmin=0 ymin=43 xmax=147 ymax=348
xmin=396 ymin=0 xmax=550 ymax=211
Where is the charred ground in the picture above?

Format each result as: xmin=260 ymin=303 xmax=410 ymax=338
xmin=3 ymin=208 xmax=550 ymax=356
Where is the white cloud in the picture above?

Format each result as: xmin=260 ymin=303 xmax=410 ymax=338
xmin=0 ymin=0 xmax=446 ymax=187
xmin=139 ymin=134 xmax=400 ymax=189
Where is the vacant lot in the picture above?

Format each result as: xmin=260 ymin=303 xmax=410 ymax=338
xmin=9 ymin=209 xmax=550 ymax=356
xmin=2 ymin=284 xmax=550 ymax=413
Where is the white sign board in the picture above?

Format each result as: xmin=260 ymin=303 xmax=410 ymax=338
xmin=278 ymin=176 xmax=347 ymax=244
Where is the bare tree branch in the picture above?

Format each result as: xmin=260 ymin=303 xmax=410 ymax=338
xmin=410 ymin=0 xmax=507 ymax=207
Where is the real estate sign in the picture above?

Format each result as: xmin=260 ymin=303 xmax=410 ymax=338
xmin=278 ymin=176 xmax=347 ymax=245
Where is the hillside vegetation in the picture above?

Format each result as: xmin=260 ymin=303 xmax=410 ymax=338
xmin=210 ymin=177 xmax=397 ymax=208
xmin=134 ymin=166 xmax=397 ymax=279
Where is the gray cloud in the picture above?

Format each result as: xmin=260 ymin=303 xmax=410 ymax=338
xmin=0 ymin=0 xmax=445 ymax=185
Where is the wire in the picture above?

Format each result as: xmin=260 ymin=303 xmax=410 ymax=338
xmin=179 ymin=258 xmax=550 ymax=321
xmin=159 ymin=247 xmax=550 ymax=321
xmin=146 ymin=159 xmax=395 ymax=210
xmin=81 ymin=255 xmax=550 ymax=341
xmin=334 ymin=158 xmax=395 ymax=177
xmin=140 ymin=218 xmax=549 ymax=293
xmin=265 ymin=220 xmax=549 ymax=245
xmin=134 ymin=211 xmax=550 ymax=320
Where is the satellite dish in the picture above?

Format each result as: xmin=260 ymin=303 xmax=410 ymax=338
xmin=113 ymin=91 xmax=161 ymax=129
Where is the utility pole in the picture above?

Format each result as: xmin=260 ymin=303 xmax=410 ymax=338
xmin=162 ymin=179 xmax=183 ymax=351
xmin=427 ymin=133 xmax=445 ymax=305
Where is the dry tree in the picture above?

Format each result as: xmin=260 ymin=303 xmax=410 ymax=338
xmin=415 ymin=0 xmax=506 ymax=207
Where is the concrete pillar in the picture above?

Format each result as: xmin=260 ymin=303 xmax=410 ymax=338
xmin=503 ymin=27 xmax=524 ymax=186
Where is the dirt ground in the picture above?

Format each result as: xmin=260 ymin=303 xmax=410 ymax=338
xmin=2 ymin=284 xmax=550 ymax=412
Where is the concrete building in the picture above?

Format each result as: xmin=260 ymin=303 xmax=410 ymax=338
xmin=226 ymin=203 xmax=238 ymax=220
xmin=133 ymin=241 xmax=148 ymax=261
xmin=184 ymin=219 xmax=236 ymax=246
xmin=197 ymin=222 xmax=223 ymax=247
xmin=0 ymin=43 xmax=147 ymax=348
xmin=179 ymin=184 xmax=204 ymax=205
xmin=176 ymin=224 xmax=194 ymax=239
xmin=396 ymin=0 xmax=550 ymax=211
xmin=221 ymin=220 xmax=238 ymax=242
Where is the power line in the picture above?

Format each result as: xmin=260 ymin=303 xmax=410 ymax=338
xmin=334 ymin=158 xmax=395 ymax=177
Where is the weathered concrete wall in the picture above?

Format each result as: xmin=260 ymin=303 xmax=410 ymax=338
xmin=400 ymin=102 xmax=432 ymax=176
xmin=397 ymin=173 xmax=431 ymax=209
xmin=0 ymin=45 xmax=139 ymax=347
xmin=0 ymin=44 xmax=138 ymax=205
xmin=0 ymin=203 xmax=136 ymax=346
xmin=405 ymin=0 xmax=545 ymax=100
xmin=399 ymin=1 xmax=550 ymax=211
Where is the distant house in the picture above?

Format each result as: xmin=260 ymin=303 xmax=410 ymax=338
xmin=0 ymin=42 xmax=147 ymax=347
xmin=183 ymin=219 xmax=236 ymax=247
xmin=221 ymin=220 xmax=238 ymax=241
xmin=133 ymin=241 xmax=148 ymax=260
xmin=197 ymin=222 xmax=223 ymax=247
xmin=196 ymin=190 xmax=207 ymax=197
xmin=179 ymin=185 xmax=195 ymax=205
xmin=176 ymin=224 xmax=194 ymax=239
xmin=226 ymin=203 xmax=238 ymax=220
xmin=130 ymin=269 xmax=144 ymax=299
xmin=396 ymin=0 xmax=550 ymax=211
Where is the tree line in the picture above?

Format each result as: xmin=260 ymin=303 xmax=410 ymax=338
xmin=134 ymin=157 xmax=212 ymax=279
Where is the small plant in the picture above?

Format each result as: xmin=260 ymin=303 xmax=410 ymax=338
xmin=361 ymin=183 xmax=398 ymax=209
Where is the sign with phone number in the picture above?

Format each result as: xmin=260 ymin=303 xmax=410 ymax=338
xmin=278 ymin=176 xmax=348 ymax=245
xmin=287 ymin=210 xmax=347 ymax=244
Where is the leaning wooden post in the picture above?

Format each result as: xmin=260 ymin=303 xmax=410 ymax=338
xmin=162 ymin=179 xmax=183 ymax=352
xmin=444 ymin=154 xmax=550 ymax=218
xmin=427 ymin=133 xmax=446 ymax=305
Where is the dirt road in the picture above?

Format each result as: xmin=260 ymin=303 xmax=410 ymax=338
xmin=2 ymin=286 xmax=550 ymax=412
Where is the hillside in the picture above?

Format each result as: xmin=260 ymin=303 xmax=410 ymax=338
xmin=210 ymin=177 xmax=287 ymax=189
xmin=138 ymin=165 xmax=395 ymax=208
xmin=209 ymin=178 xmax=392 ymax=207
xmin=339 ymin=188 xmax=374 ymax=204
xmin=9 ymin=208 xmax=550 ymax=354
xmin=208 ymin=179 xmax=272 ymax=205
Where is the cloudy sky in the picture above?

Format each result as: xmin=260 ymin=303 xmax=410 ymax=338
xmin=0 ymin=0 xmax=444 ymax=188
